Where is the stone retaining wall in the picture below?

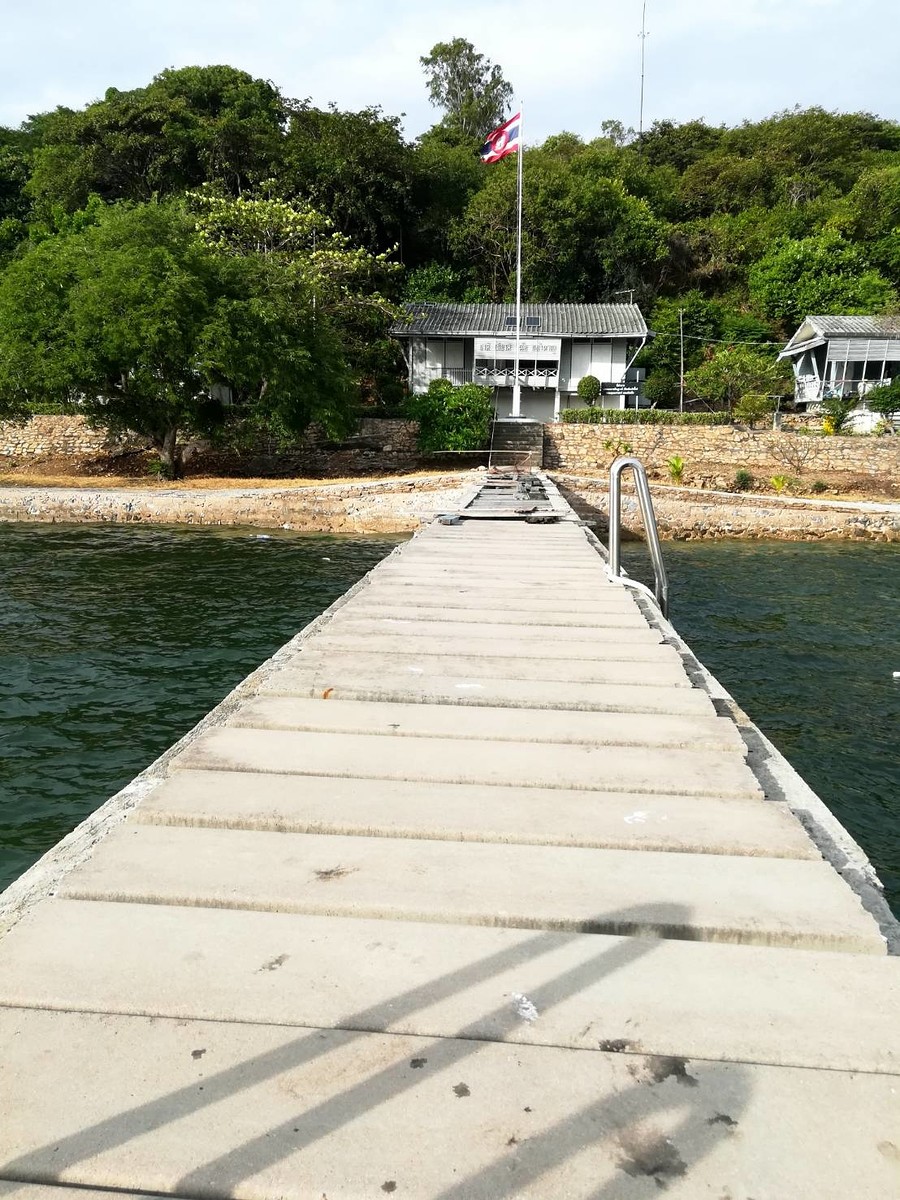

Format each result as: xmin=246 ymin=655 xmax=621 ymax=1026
xmin=0 ymin=415 xmax=423 ymax=476
xmin=543 ymin=423 xmax=900 ymax=491
xmin=0 ymin=473 xmax=479 ymax=534
xmin=196 ymin=418 xmax=422 ymax=477
xmin=0 ymin=415 xmax=127 ymax=458
xmin=554 ymin=474 xmax=900 ymax=542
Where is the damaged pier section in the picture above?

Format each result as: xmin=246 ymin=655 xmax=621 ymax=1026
xmin=0 ymin=473 xmax=898 ymax=1199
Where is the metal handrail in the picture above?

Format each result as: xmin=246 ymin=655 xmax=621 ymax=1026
xmin=608 ymin=456 xmax=669 ymax=618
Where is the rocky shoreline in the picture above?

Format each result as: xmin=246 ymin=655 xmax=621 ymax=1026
xmin=0 ymin=472 xmax=898 ymax=540
xmin=554 ymin=474 xmax=900 ymax=542
xmin=0 ymin=474 xmax=479 ymax=534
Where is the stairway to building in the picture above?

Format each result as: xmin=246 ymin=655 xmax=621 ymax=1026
xmin=490 ymin=418 xmax=545 ymax=468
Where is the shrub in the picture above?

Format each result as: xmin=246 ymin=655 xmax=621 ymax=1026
xmin=561 ymin=408 xmax=732 ymax=426
xmin=666 ymin=455 xmax=685 ymax=483
xmin=576 ymin=375 xmax=602 ymax=405
xmin=820 ymin=395 xmax=857 ymax=434
xmin=404 ymin=380 xmax=493 ymax=453
xmin=811 ymin=479 xmax=828 ymax=494
xmin=733 ymin=392 xmax=776 ymax=428
xmin=733 ymin=469 xmax=754 ymax=492
xmin=865 ymin=379 xmax=900 ymax=418
xmin=769 ymin=474 xmax=790 ymax=493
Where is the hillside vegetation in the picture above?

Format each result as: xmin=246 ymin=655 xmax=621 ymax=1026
xmin=0 ymin=50 xmax=898 ymax=437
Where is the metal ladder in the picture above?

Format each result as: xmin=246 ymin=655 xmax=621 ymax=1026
xmin=607 ymin=456 xmax=669 ymax=619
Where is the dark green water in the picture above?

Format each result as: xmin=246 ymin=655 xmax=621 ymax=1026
xmin=0 ymin=524 xmax=402 ymax=893
xmin=1 ymin=526 xmax=898 ymax=917
xmin=624 ymin=539 xmax=899 ymax=912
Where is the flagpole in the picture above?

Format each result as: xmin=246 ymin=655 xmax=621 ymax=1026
xmin=512 ymin=102 xmax=523 ymax=419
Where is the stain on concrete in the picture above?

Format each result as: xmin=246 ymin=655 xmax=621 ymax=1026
xmin=453 ymin=1082 xmax=471 ymax=1098
xmin=314 ymin=865 xmax=356 ymax=881
xmin=380 ymin=1182 xmax=397 ymax=1193
xmin=616 ymin=1125 xmax=688 ymax=1189
xmin=707 ymin=1113 xmax=738 ymax=1129
xmin=599 ymin=1038 xmax=637 ymax=1053
xmin=409 ymin=1057 xmax=427 ymax=1069
xmin=258 ymin=954 xmax=289 ymax=972
xmin=191 ymin=1048 xmax=206 ymax=1060
xmin=630 ymin=1054 xmax=700 ymax=1088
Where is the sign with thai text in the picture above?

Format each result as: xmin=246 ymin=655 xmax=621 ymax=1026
xmin=601 ymin=383 xmax=639 ymax=395
xmin=474 ymin=337 xmax=562 ymax=359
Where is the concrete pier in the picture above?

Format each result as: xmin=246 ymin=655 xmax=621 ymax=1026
xmin=1 ymin=475 xmax=898 ymax=1199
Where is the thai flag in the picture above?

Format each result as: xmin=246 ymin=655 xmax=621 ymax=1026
xmin=479 ymin=112 xmax=521 ymax=164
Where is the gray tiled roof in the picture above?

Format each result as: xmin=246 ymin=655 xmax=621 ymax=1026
xmin=807 ymin=315 xmax=900 ymax=337
xmin=391 ymin=302 xmax=648 ymax=338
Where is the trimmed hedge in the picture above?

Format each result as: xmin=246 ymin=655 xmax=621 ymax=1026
xmin=560 ymin=408 xmax=733 ymax=426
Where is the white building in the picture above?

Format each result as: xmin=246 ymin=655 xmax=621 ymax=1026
xmin=779 ymin=315 xmax=900 ymax=432
xmin=391 ymin=302 xmax=650 ymax=422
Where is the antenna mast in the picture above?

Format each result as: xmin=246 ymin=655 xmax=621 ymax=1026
xmin=638 ymin=1 xmax=649 ymax=137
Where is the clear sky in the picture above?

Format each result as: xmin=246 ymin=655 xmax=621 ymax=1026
xmin=2 ymin=0 xmax=898 ymax=141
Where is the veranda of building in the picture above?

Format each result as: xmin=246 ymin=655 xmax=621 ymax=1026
xmin=391 ymin=302 xmax=651 ymax=422
xmin=779 ymin=315 xmax=900 ymax=431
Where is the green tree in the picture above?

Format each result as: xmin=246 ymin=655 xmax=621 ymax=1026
xmin=683 ymin=345 xmax=790 ymax=412
xmin=838 ymin=165 xmax=900 ymax=284
xmin=281 ymin=104 xmax=413 ymax=253
xmin=454 ymin=144 xmax=666 ymax=301
xmin=820 ymin=394 xmax=857 ymax=433
xmin=732 ymin=392 xmax=776 ymax=427
xmin=407 ymin=134 xmax=485 ymax=266
xmin=749 ymin=232 xmax=897 ymax=326
xmin=640 ymin=292 xmax=725 ymax=405
xmin=0 ymin=200 xmax=357 ymax=475
xmin=25 ymin=66 xmax=287 ymax=217
xmin=402 ymin=262 xmax=486 ymax=302
xmin=723 ymin=108 xmax=900 ymax=206
xmin=636 ymin=119 xmax=724 ymax=173
xmin=420 ymin=39 xmax=513 ymax=144
xmin=189 ymin=188 xmax=403 ymax=405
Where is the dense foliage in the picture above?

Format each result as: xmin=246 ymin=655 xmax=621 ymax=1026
xmin=405 ymin=379 xmax=493 ymax=452
xmin=1 ymin=56 xmax=899 ymax=440
xmin=0 ymin=199 xmax=373 ymax=473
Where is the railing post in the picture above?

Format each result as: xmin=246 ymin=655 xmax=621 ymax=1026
xmin=608 ymin=456 xmax=669 ymax=619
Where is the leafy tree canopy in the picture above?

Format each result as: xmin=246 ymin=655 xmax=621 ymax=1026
xmin=420 ymin=38 xmax=513 ymax=144
xmin=281 ymin=104 xmax=413 ymax=253
xmin=453 ymin=143 xmax=666 ymax=302
xmin=684 ymin=345 xmax=791 ymax=411
xmin=749 ymin=231 xmax=897 ymax=326
xmin=4 ymin=56 xmax=900 ymax=410
xmin=25 ymin=66 xmax=287 ymax=218
xmin=0 ymin=199 xmax=369 ymax=473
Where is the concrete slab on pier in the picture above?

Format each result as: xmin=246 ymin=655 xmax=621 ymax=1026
xmin=1 ymin=475 xmax=898 ymax=1200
